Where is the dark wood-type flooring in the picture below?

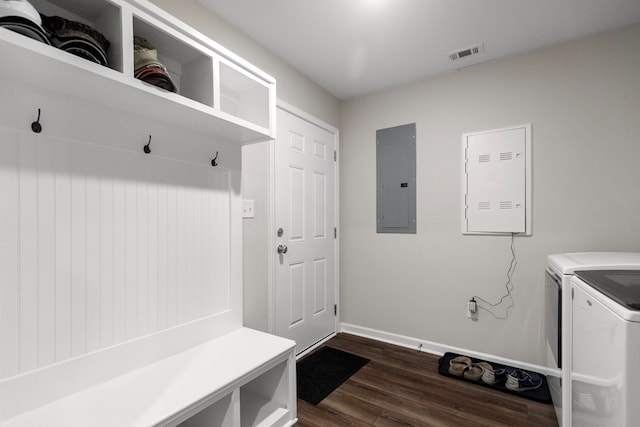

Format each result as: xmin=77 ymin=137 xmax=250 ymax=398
xmin=295 ymin=333 xmax=559 ymax=427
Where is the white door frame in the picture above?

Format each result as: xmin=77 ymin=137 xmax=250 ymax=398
xmin=267 ymin=100 xmax=340 ymax=346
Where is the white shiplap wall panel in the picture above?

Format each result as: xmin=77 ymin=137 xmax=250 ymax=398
xmin=147 ymin=175 xmax=159 ymax=334
xmin=166 ymin=173 xmax=179 ymax=328
xmin=99 ymin=156 xmax=115 ymax=349
xmin=19 ymin=133 xmax=39 ymax=373
xmin=112 ymin=173 xmax=127 ymax=345
xmin=136 ymin=168 xmax=149 ymax=338
xmin=211 ymin=170 xmax=231 ymax=313
xmin=36 ymin=133 xmax=56 ymax=369
xmin=0 ymin=128 xmax=233 ymax=379
xmin=155 ymin=161 xmax=169 ymax=331
xmin=124 ymin=159 xmax=138 ymax=341
xmin=0 ymin=129 xmax=19 ymax=378
xmin=86 ymin=155 xmax=101 ymax=354
xmin=70 ymin=142 xmax=88 ymax=358
xmin=54 ymin=138 xmax=72 ymax=363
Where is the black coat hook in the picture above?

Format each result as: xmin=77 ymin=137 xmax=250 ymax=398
xmin=31 ymin=108 xmax=42 ymax=133
xmin=144 ymin=135 xmax=151 ymax=154
xmin=211 ymin=151 xmax=219 ymax=167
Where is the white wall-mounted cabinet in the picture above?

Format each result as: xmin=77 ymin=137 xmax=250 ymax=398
xmin=0 ymin=0 xmax=276 ymax=144
xmin=462 ymin=124 xmax=532 ymax=235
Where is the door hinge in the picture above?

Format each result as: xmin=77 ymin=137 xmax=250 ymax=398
xmin=464 ymin=144 xmax=468 ymax=173
xmin=334 ymin=304 xmax=337 ymax=316
xmin=334 ymin=150 xmax=337 ymax=162
xmin=334 ymin=227 xmax=337 ymax=238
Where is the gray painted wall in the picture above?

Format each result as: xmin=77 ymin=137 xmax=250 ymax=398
xmin=241 ymin=141 xmax=271 ymax=331
xmin=339 ymin=23 xmax=640 ymax=365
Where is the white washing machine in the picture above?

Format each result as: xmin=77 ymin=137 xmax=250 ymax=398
xmin=571 ymin=270 xmax=640 ymax=427
xmin=545 ymin=253 xmax=640 ymax=427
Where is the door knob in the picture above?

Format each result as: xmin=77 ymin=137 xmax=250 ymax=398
xmin=277 ymin=244 xmax=288 ymax=254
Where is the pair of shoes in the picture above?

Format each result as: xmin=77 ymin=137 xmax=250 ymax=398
xmin=448 ymin=356 xmax=471 ymax=376
xmin=480 ymin=362 xmax=507 ymax=385
xmin=505 ymin=369 xmax=543 ymax=392
xmin=464 ymin=361 xmax=493 ymax=381
xmin=448 ymin=356 xmax=494 ymax=382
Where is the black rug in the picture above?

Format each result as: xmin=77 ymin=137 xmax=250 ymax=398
xmin=297 ymin=346 xmax=370 ymax=405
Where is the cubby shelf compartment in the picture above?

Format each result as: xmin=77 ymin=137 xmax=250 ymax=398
xmin=219 ymin=60 xmax=271 ymax=131
xmin=29 ymin=0 xmax=124 ymax=72
xmin=1 ymin=0 xmax=275 ymax=145
xmin=132 ymin=11 xmax=214 ymax=108
xmin=240 ymin=360 xmax=291 ymax=427
xmin=177 ymin=392 xmax=236 ymax=427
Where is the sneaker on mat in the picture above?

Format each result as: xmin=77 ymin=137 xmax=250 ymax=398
xmin=481 ymin=362 xmax=507 ymax=385
xmin=505 ymin=369 xmax=542 ymax=392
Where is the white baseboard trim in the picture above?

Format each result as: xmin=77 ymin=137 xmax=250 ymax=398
xmin=340 ymin=322 xmax=558 ymax=377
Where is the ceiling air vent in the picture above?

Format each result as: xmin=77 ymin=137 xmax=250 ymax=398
xmin=448 ymin=43 xmax=485 ymax=61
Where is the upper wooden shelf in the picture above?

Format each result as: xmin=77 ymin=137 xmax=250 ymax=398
xmin=0 ymin=0 xmax=276 ymax=144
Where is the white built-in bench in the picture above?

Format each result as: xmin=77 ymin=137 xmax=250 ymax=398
xmin=0 ymin=327 xmax=296 ymax=427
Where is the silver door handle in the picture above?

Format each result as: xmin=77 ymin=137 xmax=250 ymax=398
xmin=277 ymin=244 xmax=288 ymax=254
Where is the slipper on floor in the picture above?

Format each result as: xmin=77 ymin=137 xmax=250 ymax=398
xmin=448 ymin=356 xmax=471 ymax=376
xmin=464 ymin=361 xmax=492 ymax=381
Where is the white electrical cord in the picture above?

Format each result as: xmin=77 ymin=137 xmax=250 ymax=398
xmin=473 ymin=233 xmax=517 ymax=320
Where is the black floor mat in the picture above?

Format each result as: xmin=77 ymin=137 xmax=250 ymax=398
xmin=297 ymin=346 xmax=370 ymax=405
xmin=438 ymin=352 xmax=552 ymax=403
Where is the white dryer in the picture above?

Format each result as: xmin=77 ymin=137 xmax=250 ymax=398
xmin=545 ymin=252 xmax=640 ymax=427
xmin=571 ymin=270 xmax=640 ymax=427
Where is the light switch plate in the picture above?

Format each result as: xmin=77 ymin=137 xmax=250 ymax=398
xmin=242 ymin=199 xmax=255 ymax=218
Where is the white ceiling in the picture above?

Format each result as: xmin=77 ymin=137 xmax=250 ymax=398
xmin=199 ymin=0 xmax=640 ymax=100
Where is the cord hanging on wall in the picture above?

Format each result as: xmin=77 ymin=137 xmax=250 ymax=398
xmin=472 ymin=233 xmax=517 ymax=320
xmin=211 ymin=151 xmax=219 ymax=167
xmin=143 ymin=135 xmax=152 ymax=154
xmin=31 ymin=108 xmax=42 ymax=133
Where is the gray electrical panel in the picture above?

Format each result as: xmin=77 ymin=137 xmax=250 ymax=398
xmin=376 ymin=123 xmax=416 ymax=234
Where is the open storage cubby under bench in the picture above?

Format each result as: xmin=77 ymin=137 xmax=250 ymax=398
xmin=0 ymin=0 xmax=275 ymax=144
xmin=0 ymin=328 xmax=296 ymax=427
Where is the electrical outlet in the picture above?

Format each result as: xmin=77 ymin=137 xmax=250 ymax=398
xmin=468 ymin=298 xmax=477 ymax=313
xmin=467 ymin=298 xmax=477 ymax=319
xmin=242 ymin=199 xmax=255 ymax=218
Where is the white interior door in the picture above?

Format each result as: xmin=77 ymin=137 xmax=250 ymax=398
xmin=273 ymin=106 xmax=337 ymax=354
